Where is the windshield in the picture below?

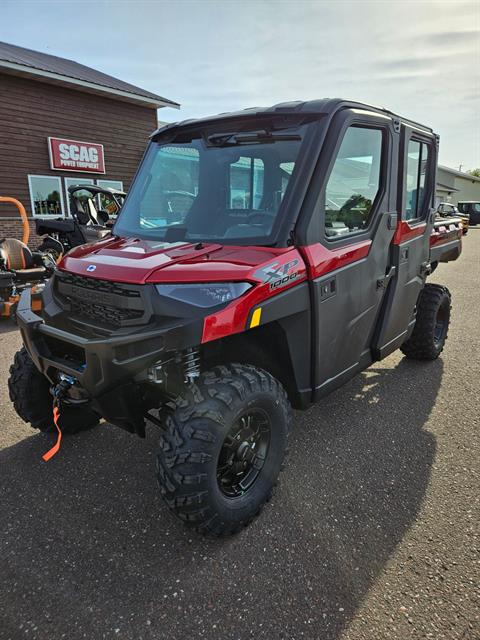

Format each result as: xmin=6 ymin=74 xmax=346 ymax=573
xmin=114 ymin=123 xmax=309 ymax=244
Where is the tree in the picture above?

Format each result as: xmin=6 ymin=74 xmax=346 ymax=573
xmin=468 ymin=168 xmax=480 ymax=178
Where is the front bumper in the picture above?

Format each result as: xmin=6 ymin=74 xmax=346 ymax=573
xmin=16 ymin=287 xmax=203 ymax=399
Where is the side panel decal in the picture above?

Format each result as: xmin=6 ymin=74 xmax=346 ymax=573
xmin=299 ymin=240 xmax=372 ymax=279
xmin=392 ymin=220 xmax=426 ymax=245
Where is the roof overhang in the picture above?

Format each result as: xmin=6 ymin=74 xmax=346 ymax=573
xmin=438 ymin=165 xmax=480 ymax=183
xmin=0 ymin=60 xmax=180 ymax=109
xmin=436 ymin=182 xmax=460 ymax=192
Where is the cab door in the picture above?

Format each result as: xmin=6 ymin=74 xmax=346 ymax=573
xmin=372 ymin=125 xmax=437 ymax=359
xmin=303 ymin=109 xmax=398 ymax=399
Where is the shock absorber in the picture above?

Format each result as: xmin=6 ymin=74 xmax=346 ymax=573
xmin=183 ymin=347 xmax=201 ymax=384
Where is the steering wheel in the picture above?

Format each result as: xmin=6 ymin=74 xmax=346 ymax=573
xmin=245 ymin=212 xmax=273 ymax=226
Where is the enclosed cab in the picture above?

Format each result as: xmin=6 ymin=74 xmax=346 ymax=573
xmin=457 ymin=201 xmax=480 ymax=226
xmin=10 ymin=99 xmax=461 ymax=536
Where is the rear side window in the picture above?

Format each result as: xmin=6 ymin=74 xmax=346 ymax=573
xmin=324 ymin=126 xmax=383 ymax=239
xmin=405 ymin=140 xmax=431 ymax=220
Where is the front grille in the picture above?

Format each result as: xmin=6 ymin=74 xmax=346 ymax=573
xmin=58 ymin=272 xmax=141 ymax=298
xmin=69 ymin=300 xmax=144 ymax=326
xmin=55 ymin=272 xmax=146 ymax=327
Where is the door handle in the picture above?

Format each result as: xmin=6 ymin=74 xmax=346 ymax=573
xmin=387 ymin=213 xmax=398 ymax=230
xmin=319 ymin=277 xmax=336 ymax=300
xmin=377 ymin=265 xmax=396 ymax=289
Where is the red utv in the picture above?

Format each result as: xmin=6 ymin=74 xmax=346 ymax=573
xmin=9 ymin=99 xmax=462 ymax=536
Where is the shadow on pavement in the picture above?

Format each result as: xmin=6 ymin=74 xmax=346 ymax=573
xmin=0 ymin=320 xmax=18 ymax=336
xmin=0 ymin=357 xmax=442 ymax=640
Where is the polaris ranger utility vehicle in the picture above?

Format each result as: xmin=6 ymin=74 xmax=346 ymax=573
xmin=457 ymin=201 xmax=480 ymax=226
xmin=9 ymin=99 xmax=462 ymax=536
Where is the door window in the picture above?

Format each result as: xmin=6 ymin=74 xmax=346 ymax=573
xmin=405 ymin=140 xmax=431 ymax=220
xmin=324 ymin=126 xmax=383 ymax=238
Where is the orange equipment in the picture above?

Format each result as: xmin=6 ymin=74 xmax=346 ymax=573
xmin=0 ymin=197 xmax=30 ymax=244
xmin=0 ymin=197 xmax=49 ymax=319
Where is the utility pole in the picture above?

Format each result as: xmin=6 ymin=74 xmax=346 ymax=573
xmin=458 ymin=164 xmax=463 ymax=172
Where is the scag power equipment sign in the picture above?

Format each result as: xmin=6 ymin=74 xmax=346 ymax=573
xmin=48 ymin=137 xmax=106 ymax=173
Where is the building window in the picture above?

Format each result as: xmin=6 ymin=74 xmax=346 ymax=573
xmin=28 ymin=175 xmax=65 ymax=217
xmin=96 ymin=179 xmax=124 ymax=191
xmin=64 ymin=177 xmax=94 ymax=216
xmin=96 ymin=180 xmax=125 ymax=214
xmin=324 ymin=126 xmax=383 ymax=238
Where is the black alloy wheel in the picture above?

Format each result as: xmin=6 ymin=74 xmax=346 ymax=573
xmin=217 ymin=409 xmax=271 ymax=498
xmin=156 ymin=364 xmax=291 ymax=536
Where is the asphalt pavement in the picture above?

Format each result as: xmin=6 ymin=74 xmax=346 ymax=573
xmin=0 ymin=233 xmax=478 ymax=640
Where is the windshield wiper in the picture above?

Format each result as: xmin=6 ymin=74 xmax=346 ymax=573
xmin=206 ymin=130 xmax=301 ymax=147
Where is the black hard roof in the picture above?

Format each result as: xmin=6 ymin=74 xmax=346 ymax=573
xmin=152 ymin=98 xmax=434 ymax=138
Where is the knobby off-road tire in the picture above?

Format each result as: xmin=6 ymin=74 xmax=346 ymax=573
xmin=400 ymin=284 xmax=451 ymax=360
xmin=156 ymin=364 xmax=292 ymax=536
xmin=8 ymin=346 xmax=100 ymax=434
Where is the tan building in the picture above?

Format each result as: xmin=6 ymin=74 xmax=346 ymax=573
xmin=436 ymin=165 xmax=480 ymax=206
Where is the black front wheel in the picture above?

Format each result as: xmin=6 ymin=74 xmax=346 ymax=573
xmin=156 ymin=364 xmax=291 ymax=536
xmin=401 ymin=284 xmax=451 ymax=360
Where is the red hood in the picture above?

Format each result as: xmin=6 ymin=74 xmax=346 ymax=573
xmin=59 ymin=236 xmax=298 ymax=284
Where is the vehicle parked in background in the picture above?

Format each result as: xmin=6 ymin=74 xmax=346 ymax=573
xmin=457 ymin=201 xmax=480 ymax=226
xmin=437 ymin=202 xmax=469 ymax=235
xmin=9 ymin=99 xmax=462 ymax=536
xmin=35 ymin=185 xmax=125 ymax=258
xmin=437 ymin=202 xmax=459 ymax=216
xmin=67 ymin=184 xmax=126 ymax=224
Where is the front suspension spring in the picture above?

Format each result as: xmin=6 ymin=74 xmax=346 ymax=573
xmin=183 ymin=347 xmax=201 ymax=384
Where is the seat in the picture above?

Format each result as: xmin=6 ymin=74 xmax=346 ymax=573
xmin=0 ymin=238 xmax=46 ymax=281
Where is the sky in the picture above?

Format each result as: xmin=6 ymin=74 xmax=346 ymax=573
xmin=1 ymin=0 xmax=479 ymax=170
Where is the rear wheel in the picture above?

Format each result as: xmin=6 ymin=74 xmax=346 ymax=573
xmin=156 ymin=364 xmax=291 ymax=536
xmin=8 ymin=347 xmax=99 ymax=434
xmin=400 ymin=284 xmax=451 ymax=360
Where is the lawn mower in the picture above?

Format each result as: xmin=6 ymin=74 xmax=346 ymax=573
xmin=0 ymin=197 xmax=57 ymax=319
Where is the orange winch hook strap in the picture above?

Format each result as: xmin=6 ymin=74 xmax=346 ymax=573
xmin=42 ymin=405 xmax=63 ymax=462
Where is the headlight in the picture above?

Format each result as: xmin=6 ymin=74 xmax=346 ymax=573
xmin=155 ymin=282 xmax=252 ymax=308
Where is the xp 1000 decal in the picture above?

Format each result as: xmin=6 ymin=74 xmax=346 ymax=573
xmin=254 ymin=259 xmax=299 ymax=290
